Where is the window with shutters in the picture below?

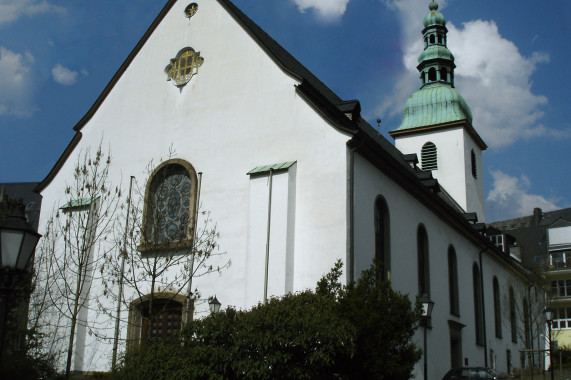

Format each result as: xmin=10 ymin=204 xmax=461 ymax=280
xmin=421 ymin=142 xmax=437 ymax=170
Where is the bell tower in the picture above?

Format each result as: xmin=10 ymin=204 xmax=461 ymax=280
xmin=389 ymin=1 xmax=487 ymax=221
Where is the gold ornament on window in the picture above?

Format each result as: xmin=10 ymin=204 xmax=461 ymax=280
xmin=185 ymin=3 xmax=198 ymax=18
xmin=165 ymin=47 xmax=204 ymax=87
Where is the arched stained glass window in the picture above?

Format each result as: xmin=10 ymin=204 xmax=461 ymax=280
xmin=141 ymin=159 xmax=198 ymax=253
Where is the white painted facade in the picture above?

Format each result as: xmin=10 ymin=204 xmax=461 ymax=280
xmin=34 ymin=0 xmax=534 ymax=377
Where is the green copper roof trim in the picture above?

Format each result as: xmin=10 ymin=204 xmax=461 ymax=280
xmin=247 ymin=161 xmax=296 ymax=175
xmin=393 ymin=85 xmax=473 ymax=132
xmin=60 ymin=197 xmax=97 ymax=210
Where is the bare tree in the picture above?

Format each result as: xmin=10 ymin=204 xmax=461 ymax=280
xmin=100 ymin=152 xmax=229 ymax=367
xmin=35 ymin=144 xmax=121 ymax=379
xmin=502 ymin=272 xmax=548 ymax=374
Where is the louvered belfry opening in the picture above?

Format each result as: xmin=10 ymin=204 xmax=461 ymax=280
xmin=421 ymin=142 xmax=438 ymax=170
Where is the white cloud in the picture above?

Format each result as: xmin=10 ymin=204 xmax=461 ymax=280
xmin=292 ymin=0 xmax=349 ymax=21
xmin=486 ymin=170 xmax=561 ymax=220
xmin=51 ymin=64 xmax=78 ymax=86
xmin=377 ymin=1 xmax=559 ymax=148
xmin=0 ymin=0 xmax=64 ymax=27
xmin=0 ymin=46 xmax=36 ymax=117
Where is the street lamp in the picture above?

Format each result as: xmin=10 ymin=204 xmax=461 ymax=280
xmin=420 ymin=293 xmax=434 ymax=380
xmin=208 ymin=296 xmax=221 ymax=314
xmin=544 ymin=307 xmax=554 ymax=380
xmin=0 ymin=201 xmax=41 ymax=365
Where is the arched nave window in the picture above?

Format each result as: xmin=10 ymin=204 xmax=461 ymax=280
xmin=493 ymin=277 xmax=502 ymax=339
xmin=473 ymin=263 xmax=484 ymax=345
xmin=509 ymin=287 xmax=517 ymax=343
xmin=374 ymin=196 xmax=391 ymax=281
xmin=417 ymin=225 xmax=430 ymax=296
xmin=448 ymin=246 xmax=459 ymax=316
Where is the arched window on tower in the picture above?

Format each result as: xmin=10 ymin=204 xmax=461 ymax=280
xmin=374 ymin=196 xmax=391 ymax=281
xmin=430 ymin=34 xmax=435 ymax=44
xmin=417 ymin=225 xmax=430 ymax=296
xmin=428 ymin=67 xmax=436 ymax=82
xmin=438 ymin=35 xmax=442 ymax=44
xmin=471 ymin=150 xmax=477 ymax=178
xmin=421 ymin=71 xmax=426 ymax=85
xmin=421 ymin=142 xmax=437 ymax=170
xmin=440 ymin=68 xmax=447 ymax=82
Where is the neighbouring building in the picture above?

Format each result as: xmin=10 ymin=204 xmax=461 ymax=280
xmin=34 ymin=1 xmax=539 ymax=377
xmin=489 ymin=207 xmax=571 ymax=350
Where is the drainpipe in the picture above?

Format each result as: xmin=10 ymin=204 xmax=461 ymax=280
xmin=479 ymin=248 xmax=488 ymax=367
xmin=185 ymin=172 xmax=202 ymax=323
xmin=263 ymin=169 xmax=274 ymax=304
xmin=111 ymin=175 xmax=135 ymax=371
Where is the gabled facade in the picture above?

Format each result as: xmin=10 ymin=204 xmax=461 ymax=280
xmin=35 ymin=1 xmax=535 ymax=377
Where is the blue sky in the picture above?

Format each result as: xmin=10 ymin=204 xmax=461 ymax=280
xmin=0 ymin=0 xmax=569 ymax=222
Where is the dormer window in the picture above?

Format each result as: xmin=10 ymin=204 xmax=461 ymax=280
xmin=421 ymin=142 xmax=437 ymax=170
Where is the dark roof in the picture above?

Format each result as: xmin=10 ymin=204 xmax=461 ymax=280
xmin=33 ymin=0 xmax=520 ymax=273
xmin=487 ymin=207 xmax=571 ymax=268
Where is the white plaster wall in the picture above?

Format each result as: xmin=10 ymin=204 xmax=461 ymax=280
xmin=353 ymin=153 xmax=529 ymax=378
xmin=37 ymin=0 xmax=350 ymax=371
xmin=394 ymin=126 xmax=485 ymax=221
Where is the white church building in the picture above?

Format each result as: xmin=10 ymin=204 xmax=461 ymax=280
xmin=34 ymin=0 xmax=541 ymax=377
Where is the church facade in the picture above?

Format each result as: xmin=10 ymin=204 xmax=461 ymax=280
xmin=35 ymin=0 xmax=540 ymax=377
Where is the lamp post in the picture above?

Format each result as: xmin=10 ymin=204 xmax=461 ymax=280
xmin=0 ymin=201 xmax=41 ymax=366
xmin=208 ymin=296 xmax=221 ymax=314
xmin=420 ymin=293 xmax=434 ymax=380
xmin=544 ymin=307 xmax=554 ymax=380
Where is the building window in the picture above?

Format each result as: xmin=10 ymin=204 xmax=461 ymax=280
xmin=473 ymin=263 xmax=484 ymax=345
xmin=471 ymin=150 xmax=477 ymax=178
xmin=551 ymin=279 xmax=571 ymax=297
xmin=448 ymin=246 xmax=459 ymax=316
xmin=488 ymin=234 xmax=504 ymax=251
xmin=509 ymin=287 xmax=517 ymax=343
xmin=126 ymin=293 xmax=186 ymax=349
xmin=140 ymin=159 xmax=198 ymax=253
xmin=374 ymin=196 xmax=391 ymax=281
xmin=417 ymin=225 xmax=430 ymax=296
xmin=552 ymin=307 xmax=571 ymax=330
xmin=421 ymin=142 xmax=437 ymax=170
xmin=493 ymin=277 xmax=502 ymax=338
xmin=549 ymin=251 xmax=571 ymax=270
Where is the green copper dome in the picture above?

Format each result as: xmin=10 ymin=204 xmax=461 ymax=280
xmin=423 ymin=2 xmax=446 ymax=28
xmin=396 ymin=84 xmax=472 ymax=131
